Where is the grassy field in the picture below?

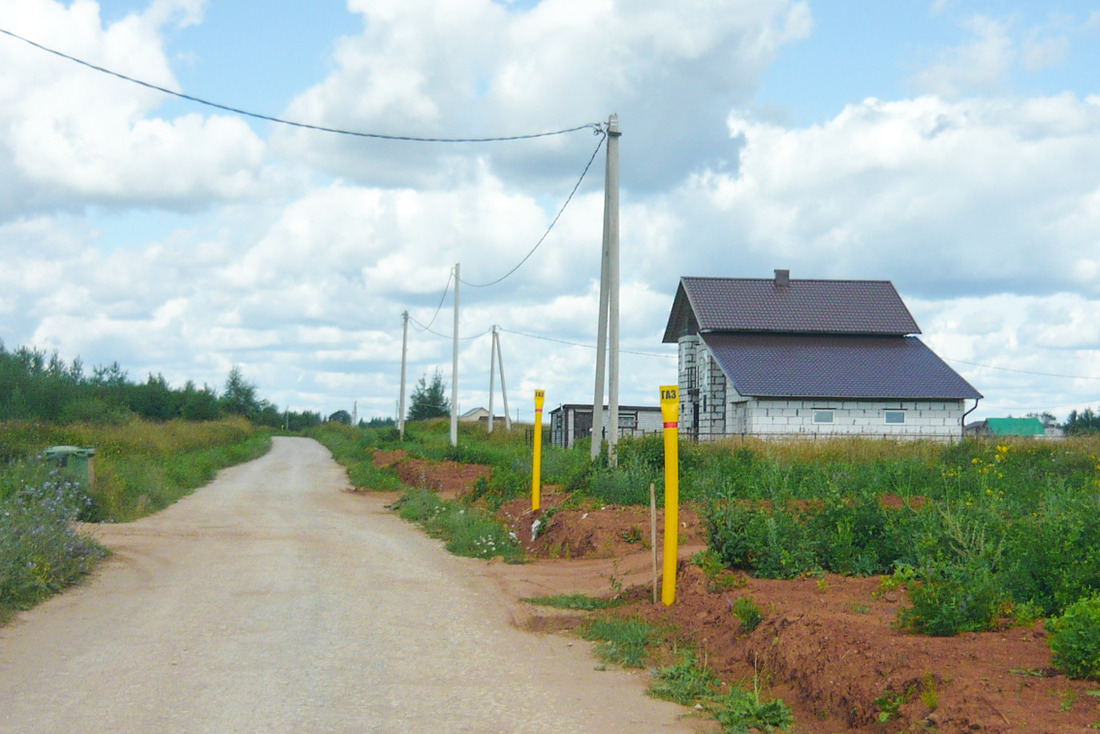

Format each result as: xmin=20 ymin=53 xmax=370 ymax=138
xmin=314 ymin=420 xmax=1100 ymax=638
xmin=1 ymin=418 xmax=271 ymax=621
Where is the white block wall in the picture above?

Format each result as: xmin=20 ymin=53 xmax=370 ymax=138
xmin=678 ymin=336 xmax=699 ymax=435
xmin=746 ymin=399 xmax=965 ymax=440
xmin=677 ymin=335 xmax=966 ymax=441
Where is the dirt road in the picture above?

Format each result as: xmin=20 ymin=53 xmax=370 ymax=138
xmin=0 ymin=437 xmax=695 ymax=733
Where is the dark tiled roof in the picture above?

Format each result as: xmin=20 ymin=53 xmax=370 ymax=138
xmin=662 ymin=276 xmax=921 ymax=342
xmin=702 ymin=333 xmax=982 ymax=400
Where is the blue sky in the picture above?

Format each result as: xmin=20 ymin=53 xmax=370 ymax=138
xmin=2 ymin=0 xmax=1100 ymax=424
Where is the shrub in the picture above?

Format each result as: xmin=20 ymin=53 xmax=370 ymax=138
xmin=897 ymin=560 xmax=1006 ymax=636
xmin=731 ymin=596 xmax=764 ymax=633
xmin=1048 ymin=596 xmax=1100 ymax=681
xmin=710 ymin=686 xmax=793 ymax=733
xmin=647 ymin=651 xmax=721 ymax=705
xmin=0 ymin=459 xmax=105 ymax=620
xmin=390 ymin=487 xmax=523 ymax=563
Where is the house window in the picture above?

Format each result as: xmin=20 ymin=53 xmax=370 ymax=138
xmin=619 ymin=413 xmax=637 ymax=429
xmin=884 ymin=410 xmax=906 ymax=425
xmin=812 ymin=410 xmax=834 ymax=424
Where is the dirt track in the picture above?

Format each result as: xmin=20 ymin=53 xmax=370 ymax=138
xmin=0 ymin=437 xmax=695 ymax=733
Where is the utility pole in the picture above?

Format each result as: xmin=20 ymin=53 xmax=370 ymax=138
xmin=497 ymin=327 xmax=511 ymax=430
xmin=591 ymin=113 xmax=621 ymax=463
xmin=487 ymin=326 xmax=512 ymax=433
xmin=488 ymin=325 xmax=498 ymax=434
xmin=450 ymin=263 xmax=460 ymax=448
xmin=399 ymin=310 xmax=409 ymax=439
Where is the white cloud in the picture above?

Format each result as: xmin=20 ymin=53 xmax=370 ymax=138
xmin=0 ymin=0 xmax=267 ymax=214
xmin=911 ymin=293 xmax=1100 ymax=419
xmin=5 ymin=0 xmax=1100 ymax=424
xmin=909 ymin=15 xmax=1016 ymax=98
xmin=667 ymin=94 xmax=1100 ymax=300
xmin=274 ymin=0 xmax=810 ymax=191
xmin=1021 ymin=29 xmax=1069 ymax=72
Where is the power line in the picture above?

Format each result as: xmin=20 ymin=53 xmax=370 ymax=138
xmin=946 ymin=357 xmax=1100 ymax=382
xmin=410 ymin=269 xmax=452 ymax=333
xmin=408 ymin=318 xmax=492 ymax=342
xmin=0 ymin=27 xmax=601 ymax=143
xmin=500 ymin=327 xmax=676 ymax=360
xmin=460 ymin=130 xmax=607 ymax=288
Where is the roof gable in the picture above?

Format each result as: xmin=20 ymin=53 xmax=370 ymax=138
xmin=663 ymin=276 xmax=921 ymax=342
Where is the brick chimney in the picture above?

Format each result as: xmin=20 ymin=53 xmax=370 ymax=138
xmin=774 ymin=269 xmax=790 ymax=287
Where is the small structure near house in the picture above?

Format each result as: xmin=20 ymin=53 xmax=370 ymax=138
xmin=965 ymin=417 xmax=1048 ymax=439
xmin=549 ymin=404 xmax=663 ymax=449
xmin=662 ymin=270 xmax=982 ymax=441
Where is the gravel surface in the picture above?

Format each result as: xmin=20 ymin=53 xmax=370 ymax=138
xmin=0 ymin=437 xmax=697 ymax=733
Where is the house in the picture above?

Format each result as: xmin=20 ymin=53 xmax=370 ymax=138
xmin=662 ymin=270 xmax=982 ymax=440
xmin=459 ymin=407 xmax=490 ymax=422
xmin=459 ymin=407 xmax=508 ymax=425
xmin=549 ymin=404 xmax=664 ymax=449
xmin=965 ymin=417 xmax=1050 ymax=439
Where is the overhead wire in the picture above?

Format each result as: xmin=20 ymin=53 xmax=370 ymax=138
xmin=945 ymin=357 xmax=1100 ymax=382
xmin=460 ymin=129 xmax=606 ymax=288
xmin=0 ymin=27 xmax=601 ymax=143
xmin=500 ymin=327 xmax=676 ymax=360
xmin=408 ymin=318 xmax=492 ymax=342
xmin=410 ymin=269 xmax=453 ymax=333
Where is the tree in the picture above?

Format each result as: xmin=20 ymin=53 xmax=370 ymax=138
xmin=328 ymin=409 xmax=352 ymax=425
xmin=1025 ymin=411 xmax=1058 ymax=428
xmin=407 ymin=371 xmax=450 ymax=420
xmin=1065 ymin=408 xmax=1100 ymax=435
xmin=220 ymin=366 xmax=261 ymax=418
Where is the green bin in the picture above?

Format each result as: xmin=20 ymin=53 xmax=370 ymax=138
xmin=44 ymin=446 xmax=96 ymax=488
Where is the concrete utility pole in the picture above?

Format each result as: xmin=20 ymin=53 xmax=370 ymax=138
xmin=450 ymin=263 xmax=460 ymax=448
xmin=399 ymin=311 xmax=409 ymax=438
xmin=488 ymin=325 xmax=498 ymax=434
xmin=487 ymin=326 xmax=513 ymax=433
xmin=497 ymin=327 xmax=511 ymax=430
xmin=591 ymin=114 xmax=621 ymax=463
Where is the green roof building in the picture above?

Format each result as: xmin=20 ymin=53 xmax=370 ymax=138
xmin=971 ymin=417 xmax=1047 ymax=438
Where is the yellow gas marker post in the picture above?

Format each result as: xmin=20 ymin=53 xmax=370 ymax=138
xmin=532 ymin=389 xmax=545 ymax=512
xmin=660 ymin=385 xmax=680 ymax=606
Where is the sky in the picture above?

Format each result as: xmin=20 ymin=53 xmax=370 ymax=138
xmin=2 ymin=0 xmax=1100 ymax=424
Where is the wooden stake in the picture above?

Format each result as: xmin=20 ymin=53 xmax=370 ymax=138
xmin=650 ymin=481 xmax=658 ymax=604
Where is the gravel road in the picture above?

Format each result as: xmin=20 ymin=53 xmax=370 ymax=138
xmin=0 ymin=437 xmax=696 ymax=733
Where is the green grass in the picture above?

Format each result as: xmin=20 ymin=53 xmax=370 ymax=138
xmin=644 ymin=648 xmax=794 ymax=733
xmin=390 ymin=486 xmax=524 ymax=563
xmin=647 ymin=650 xmax=722 ymax=705
xmin=306 ymin=423 xmax=404 ymax=492
xmin=523 ymin=593 xmax=625 ymax=611
xmin=1 ymin=417 xmax=269 ymax=622
xmin=315 ymin=423 xmax=1100 ymax=635
xmin=710 ymin=685 xmax=794 ymax=733
xmin=578 ymin=616 xmax=663 ymax=668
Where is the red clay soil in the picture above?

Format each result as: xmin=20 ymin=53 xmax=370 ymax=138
xmin=373 ymin=449 xmax=489 ymax=500
xmin=371 ymin=450 xmax=1100 ymax=733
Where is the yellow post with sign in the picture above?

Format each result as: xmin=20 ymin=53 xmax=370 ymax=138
xmin=660 ymin=385 xmax=680 ymax=606
xmin=532 ymin=389 xmax=545 ymax=512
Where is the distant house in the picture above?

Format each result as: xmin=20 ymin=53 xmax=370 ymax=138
xmin=662 ymin=270 xmax=982 ymax=440
xmin=965 ymin=417 xmax=1049 ymax=439
xmin=549 ymin=404 xmax=664 ymax=449
xmin=459 ymin=407 xmax=490 ymax=422
xmin=459 ymin=407 xmax=508 ymax=425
